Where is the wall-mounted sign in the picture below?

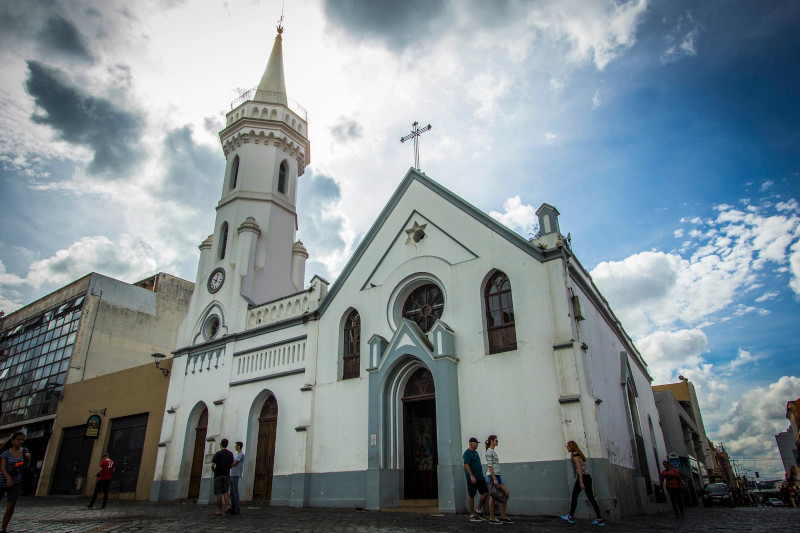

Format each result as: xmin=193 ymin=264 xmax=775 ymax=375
xmin=668 ymin=452 xmax=680 ymax=469
xmin=86 ymin=415 xmax=101 ymax=438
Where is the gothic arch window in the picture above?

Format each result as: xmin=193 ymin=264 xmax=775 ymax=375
xmin=402 ymin=284 xmax=444 ymax=333
xmin=218 ymin=222 xmax=229 ymax=260
xmin=230 ymin=155 xmax=240 ymax=190
xmin=342 ymin=310 xmax=360 ymax=380
xmin=484 ymin=270 xmax=517 ymax=354
xmin=277 ymin=160 xmax=288 ymax=194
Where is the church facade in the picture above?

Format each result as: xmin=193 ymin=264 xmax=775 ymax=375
xmin=151 ymin=28 xmax=667 ymax=519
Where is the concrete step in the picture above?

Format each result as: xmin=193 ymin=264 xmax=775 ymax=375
xmin=381 ymin=499 xmax=439 ymax=514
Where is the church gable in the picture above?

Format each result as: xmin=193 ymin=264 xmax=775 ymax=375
xmin=319 ymin=168 xmax=549 ymax=316
xmin=361 ymin=210 xmax=478 ymax=290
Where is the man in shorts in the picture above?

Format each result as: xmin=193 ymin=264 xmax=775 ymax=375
xmin=463 ymin=437 xmax=489 ymax=521
xmin=211 ymin=439 xmax=235 ymax=515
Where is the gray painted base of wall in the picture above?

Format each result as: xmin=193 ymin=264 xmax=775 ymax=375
xmin=152 ymin=459 xmax=664 ymax=519
xmin=149 ymin=478 xmax=213 ymax=504
xmin=150 ymin=480 xmax=180 ymax=502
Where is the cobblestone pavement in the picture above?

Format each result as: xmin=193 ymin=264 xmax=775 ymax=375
xmin=4 ymin=497 xmax=797 ymax=533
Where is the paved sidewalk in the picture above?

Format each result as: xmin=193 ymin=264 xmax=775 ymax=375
xmin=3 ymin=497 xmax=797 ymax=532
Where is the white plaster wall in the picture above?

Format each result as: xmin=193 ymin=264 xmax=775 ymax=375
xmin=310 ymin=180 xmax=575 ymax=474
xmin=571 ymin=273 xmax=666 ymax=483
xmin=159 ymin=319 xmax=313 ymax=488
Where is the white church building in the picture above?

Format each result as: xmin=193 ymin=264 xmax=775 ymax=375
xmin=151 ymin=26 xmax=668 ymax=519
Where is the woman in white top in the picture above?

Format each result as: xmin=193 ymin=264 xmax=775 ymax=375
xmin=484 ymin=434 xmax=512 ymax=524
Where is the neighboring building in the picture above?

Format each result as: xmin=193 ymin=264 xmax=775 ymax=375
xmin=653 ymin=378 xmax=714 ymax=505
xmin=0 ymin=272 xmax=193 ymax=494
xmin=776 ymin=428 xmax=799 ymax=475
xmin=36 ymin=359 xmax=173 ymax=500
xmin=713 ymin=442 xmax=738 ymax=489
xmin=707 ymin=439 xmax=726 ymax=483
xmin=787 ymin=399 xmax=800 ymax=459
xmin=783 ymin=398 xmax=800 ymax=507
xmin=152 ymin=26 xmax=667 ymax=519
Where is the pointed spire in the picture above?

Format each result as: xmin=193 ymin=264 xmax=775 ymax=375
xmin=256 ymin=27 xmax=287 ymax=101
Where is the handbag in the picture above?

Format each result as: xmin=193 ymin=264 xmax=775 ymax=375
xmin=489 ymin=483 xmax=508 ymax=504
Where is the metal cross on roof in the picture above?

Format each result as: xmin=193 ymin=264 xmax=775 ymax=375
xmin=277 ymin=3 xmax=285 ymax=34
xmin=400 ymin=121 xmax=432 ymax=171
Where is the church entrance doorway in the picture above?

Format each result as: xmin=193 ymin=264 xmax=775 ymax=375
xmin=253 ymin=395 xmax=278 ymax=500
xmin=402 ymin=367 xmax=437 ymax=499
xmin=187 ymin=408 xmax=207 ymax=499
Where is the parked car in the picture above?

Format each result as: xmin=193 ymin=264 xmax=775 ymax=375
xmin=764 ymin=497 xmax=785 ymax=507
xmin=702 ymin=483 xmax=734 ymax=508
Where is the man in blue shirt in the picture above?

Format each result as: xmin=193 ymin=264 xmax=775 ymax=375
xmin=463 ymin=437 xmax=489 ymax=521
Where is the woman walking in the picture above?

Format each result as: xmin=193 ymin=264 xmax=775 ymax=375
xmin=0 ymin=431 xmax=30 ymax=533
xmin=484 ymin=435 xmax=513 ymax=524
xmin=560 ymin=440 xmax=605 ymax=526
xmin=659 ymin=460 xmax=685 ymax=518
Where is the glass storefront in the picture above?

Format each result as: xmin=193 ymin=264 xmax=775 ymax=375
xmin=0 ymin=295 xmax=84 ymax=425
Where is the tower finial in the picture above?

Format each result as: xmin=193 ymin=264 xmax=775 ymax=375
xmin=277 ymin=4 xmax=285 ymax=35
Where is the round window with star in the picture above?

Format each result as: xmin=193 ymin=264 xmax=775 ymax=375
xmin=400 ymin=282 xmax=444 ymax=333
xmin=207 ymin=267 xmax=225 ymax=293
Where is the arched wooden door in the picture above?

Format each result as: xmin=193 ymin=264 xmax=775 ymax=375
xmin=187 ymin=409 xmax=208 ymax=499
xmin=253 ymin=396 xmax=278 ymax=500
xmin=402 ymin=367 xmax=437 ymax=499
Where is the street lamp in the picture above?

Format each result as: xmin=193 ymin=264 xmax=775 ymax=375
xmin=151 ymin=353 xmax=170 ymax=377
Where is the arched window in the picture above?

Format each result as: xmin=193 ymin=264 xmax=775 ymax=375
xmin=277 ymin=160 xmax=288 ymax=194
xmin=484 ymin=271 xmax=517 ymax=353
xmin=230 ymin=155 xmax=240 ymax=189
xmin=402 ymin=284 xmax=444 ymax=333
xmin=342 ymin=310 xmax=360 ymax=380
xmin=218 ymin=222 xmax=229 ymax=260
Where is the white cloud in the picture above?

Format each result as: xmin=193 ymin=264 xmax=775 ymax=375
xmin=637 ymin=328 xmax=708 ymax=383
xmin=0 ymin=260 xmax=26 ymax=286
xmin=592 ymin=90 xmax=601 ymax=110
xmin=790 ymin=238 xmax=800 ymax=296
xmin=726 ymin=347 xmax=766 ymax=373
xmin=489 ymin=196 xmax=537 ymax=238
xmin=466 ymin=71 xmax=510 ymax=118
xmin=25 ymin=235 xmax=159 ymax=289
xmin=776 ymin=199 xmax=799 ymax=214
xmin=544 ymin=132 xmax=559 ymax=144
xmin=538 ymin=0 xmax=650 ymax=70
xmin=673 ymin=228 xmax=684 ymax=238
xmin=760 ymin=180 xmax=773 ymax=191
xmin=712 ymin=376 xmax=800 ymax=478
xmin=756 ymin=291 xmax=778 ymax=303
xmin=592 ymin=202 xmax=800 ymax=339
xmin=661 ymin=10 xmax=703 ymax=64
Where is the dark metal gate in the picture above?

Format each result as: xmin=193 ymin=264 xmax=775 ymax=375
xmin=51 ymin=426 xmax=94 ymax=494
xmin=107 ymin=413 xmax=149 ymax=493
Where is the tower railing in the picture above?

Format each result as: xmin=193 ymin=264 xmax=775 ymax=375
xmin=230 ymin=88 xmax=308 ymax=121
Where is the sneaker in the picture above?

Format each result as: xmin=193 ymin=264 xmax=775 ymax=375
xmin=560 ymin=514 xmax=574 ymax=524
xmin=488 ymin=519 xmax=503 ymax=524
xmin=470 ymin=515 xmax=482 ymax=522
xmin=591 ymin=519 xmax=605 ymax=526
xmin=500 ymin=517 xmax=514 ymax=523
xmin=475 ymin=510 xmax=487 ymax=520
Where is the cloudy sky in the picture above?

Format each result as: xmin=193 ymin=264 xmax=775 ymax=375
xmin=1 ymin=0 xmax=798 ymax=478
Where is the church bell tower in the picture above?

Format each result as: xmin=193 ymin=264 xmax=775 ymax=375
xmin=189 ymin=21 xmax=311 ymax=339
